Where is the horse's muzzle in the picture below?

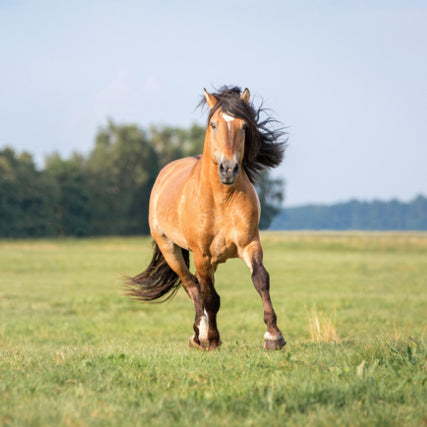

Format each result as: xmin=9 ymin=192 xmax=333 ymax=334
xmin=219 ymin=160 xmax=239 ymax=185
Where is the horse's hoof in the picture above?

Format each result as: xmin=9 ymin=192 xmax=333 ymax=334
xmin=263 ymin=333 xmax=286 ymax=351
xmin=208 ymin=340 xmax=222 ymax=351
xmin=189 ymin=335 xmax=204 ymax=350
xmin=189 ymin=336 xmax=222 ymax=351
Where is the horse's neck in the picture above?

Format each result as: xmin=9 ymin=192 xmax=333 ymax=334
xmin=198 ymin=136 xmax=244 ymax=201
xmin=198 ymin=155 xmax=241 ymax=205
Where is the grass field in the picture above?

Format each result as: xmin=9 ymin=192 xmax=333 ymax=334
xmin=0 ymin=232 xmax=426 ymax=426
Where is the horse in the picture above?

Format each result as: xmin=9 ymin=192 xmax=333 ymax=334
xmin=126 ymin=86 xmax=287 ymax=350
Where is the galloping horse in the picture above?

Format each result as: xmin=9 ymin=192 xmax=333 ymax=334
xmin=126 ymin=86 xmax=286 ymax=350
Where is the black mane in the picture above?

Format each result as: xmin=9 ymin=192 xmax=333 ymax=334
xmin=200 ymin=86 xmax=287 ymax=184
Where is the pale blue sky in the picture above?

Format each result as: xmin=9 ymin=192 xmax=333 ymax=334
xmin=1 ymin=1 xmax=426 ymax=205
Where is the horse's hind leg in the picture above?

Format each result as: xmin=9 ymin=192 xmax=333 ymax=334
xmin=154 ymin=237 xmax=207 ymax=348
xmin=241 ymin=241 xmax=286 ymax=350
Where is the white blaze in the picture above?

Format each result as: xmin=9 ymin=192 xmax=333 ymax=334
xmin=222 ymin=112 xmax=234 ymax=131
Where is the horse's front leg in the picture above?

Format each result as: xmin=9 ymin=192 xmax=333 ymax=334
xmin=193 ymin=253 xmax=221 ymax=350
xmin=242 ymin=241 xmax=286 ymax=350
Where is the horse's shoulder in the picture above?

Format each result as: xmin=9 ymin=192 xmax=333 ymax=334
xmin=161 ymin=155 xmax=200 ymax=172
xmin=155 ymin=156 xmax=201 ymax=186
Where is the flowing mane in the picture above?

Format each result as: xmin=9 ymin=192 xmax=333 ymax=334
xmin=200 ymin=86 xmax=287 ymax=184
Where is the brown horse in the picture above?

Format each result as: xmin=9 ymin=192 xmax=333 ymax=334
xmin=126 ymin=86 xmax=286 ymax=350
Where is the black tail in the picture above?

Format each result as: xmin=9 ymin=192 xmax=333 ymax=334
xmin=125 ymin=241 xmax=189 ymax=303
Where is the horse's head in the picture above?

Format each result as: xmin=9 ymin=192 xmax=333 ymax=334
xmin=203 ymin=88 xmax=250 ymax=185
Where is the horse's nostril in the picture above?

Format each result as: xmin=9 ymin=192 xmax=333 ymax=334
xmin=219 ymin=161 xmax=238 ymax=179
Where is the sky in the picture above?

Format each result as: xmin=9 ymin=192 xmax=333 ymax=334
xmin=1 ymin=0 xmax=426 ymax=206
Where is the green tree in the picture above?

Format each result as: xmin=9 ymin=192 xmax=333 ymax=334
xmin=45 ymin=153 xmax=91 ymax=236
xmin=0 ymin=122 xmax=285 ymax=237
xmin=149 ymin=123 xmax=206 ymax=167
xmin=87 ymin=120 xmax=159 ymax=235
xmin=149 ymin=125 xmax=184 ymax=168
xmin=181 ymin=123 xmax=205 ymax=157
xmin=256 ymin=172 xmax=284 ymax=230
xmin=0 ymin=148 xmax=58 ymax=237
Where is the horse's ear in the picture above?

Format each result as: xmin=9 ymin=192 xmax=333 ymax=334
xmin=204 ymin=89 xmax=218 ymax=109
xmin=241 ymin=88 xmax=250 ymax=104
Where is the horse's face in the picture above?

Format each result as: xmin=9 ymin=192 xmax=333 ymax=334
xmin=208 ymin=108 xmax=246 ymax=185
xmin=204 ymin=89 xmax=250 ymax=185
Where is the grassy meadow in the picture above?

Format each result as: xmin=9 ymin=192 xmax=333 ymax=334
xmin=0 ymin=232 xmax=426 ymax=426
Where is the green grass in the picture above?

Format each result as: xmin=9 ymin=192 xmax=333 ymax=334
xmin=0 ymin=233 xmax=426 ymax=426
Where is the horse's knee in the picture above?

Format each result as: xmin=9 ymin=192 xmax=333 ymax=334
xmin=201 ymin=285 xmax=220 ymax=313
xmin=195 ymin=265 xmax=220 ymax=314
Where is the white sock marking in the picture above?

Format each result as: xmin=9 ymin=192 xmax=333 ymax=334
xmin=199 ymin=315 xmax=209 ymax=341
xmin=264 ymin=331 xmax=282 ymax=341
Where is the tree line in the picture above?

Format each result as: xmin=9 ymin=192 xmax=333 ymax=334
xmin=0 ymin=121 xmax=283 ymax=238
xmin=270 ymin=196 xmax=427 ymax=230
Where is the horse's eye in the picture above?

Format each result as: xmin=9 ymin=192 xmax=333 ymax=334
xmin=242 ymin=123 xmax=248 ymax=133
xmin=210 ymin=121 xmax=216 ymax=129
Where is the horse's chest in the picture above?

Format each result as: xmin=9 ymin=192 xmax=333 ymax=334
xmin=209 ymin=234 xmax=238 ymax=265
xmin=192 ymin=196 xmax=256 ymax=265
